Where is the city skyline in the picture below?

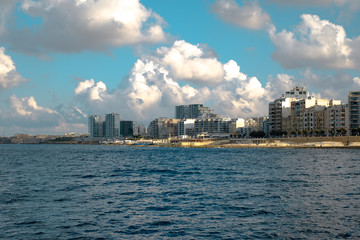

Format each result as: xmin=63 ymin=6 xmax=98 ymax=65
xmin=1 ymin=0 xmax=360 ymax=136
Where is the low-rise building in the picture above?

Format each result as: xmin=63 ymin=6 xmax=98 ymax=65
xmin=194 ymin=118 xmax=231 ymax=136
xmin=148 ymin=118 xmax=180 ymax=139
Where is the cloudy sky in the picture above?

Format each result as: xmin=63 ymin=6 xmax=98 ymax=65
xmin=1 ymin=0 xmax=360 ymax=136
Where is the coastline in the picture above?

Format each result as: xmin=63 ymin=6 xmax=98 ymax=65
xmin=2 ymin=136 xmax=360 ymax=149
xmin=130 ymin=136 xmax=360 ymax=149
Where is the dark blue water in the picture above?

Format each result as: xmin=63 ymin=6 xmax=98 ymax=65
xmin=0 ymin=145 xmax=359 ymax=239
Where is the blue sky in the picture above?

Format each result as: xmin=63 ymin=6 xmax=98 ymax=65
xmin=1 ymin=0 xmax=360 ymax=136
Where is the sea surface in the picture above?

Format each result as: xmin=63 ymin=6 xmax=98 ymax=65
xmin=0 ymin=144 xmax=359 ymax=239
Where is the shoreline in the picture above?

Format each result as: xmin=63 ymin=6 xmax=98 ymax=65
xmin=3 ymin=136 xmax=360 ymax=149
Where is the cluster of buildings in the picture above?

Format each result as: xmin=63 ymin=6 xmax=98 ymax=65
xmin=88 ymin=88 xmax=360 ymax=140
xmin=89 ymin=104 xmax=266 ymax=140
xmin=268 ymin=87 xmax=360 ymax=137
xmin=88 ymin=113 xmax=146 ymax=138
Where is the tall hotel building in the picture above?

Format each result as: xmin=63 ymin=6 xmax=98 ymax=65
xmin=88 ymin=115 xmax=105 ymax=138
xmin=175 ymin=104 xmax=211 ymax=119
xmin=349 ymin=91 xmax=360 ymax=135
xmin=105 ymin=113 xmax=121 ymax=137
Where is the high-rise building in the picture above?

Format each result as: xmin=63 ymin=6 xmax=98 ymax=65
xmin=120 ymin=120 xmax=137 ymax=138
xmin=88 ymin=115 xmax=104 ymax=138
xmin=105 ymin=113 xmax=120 ymax=137
xmin=175 ymin=104 xmax=212 ymax=119
xmin=176 ymin=105 xmax=190 ymax=119
xmin=348 ymin=91 xmax=360 ymax=135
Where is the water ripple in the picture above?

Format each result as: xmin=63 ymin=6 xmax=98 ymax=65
xmin=0 ymin=145 xmax=359 ymax=239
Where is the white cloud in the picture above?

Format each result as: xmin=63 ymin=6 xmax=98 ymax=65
xmin=2 ymin=0 xmax=167 ymax=54
xmin=265 ymin=74 xmax=296 ymax=99
xmin=223 ymin=60 xmax=247 ymax=81
xmin=5 ymin=95 xmax=60 ymax=130
xmin=73 ymin=42 xmax=284 ymax=121
xmin=0 ymin=47 xmax=27 ymax=89
xmin=155 ymin=40 xmax=224 ymax=85
xmin=74 ymin=58 xmax=212 ymax=121
xmin=74 ymin=79 xmax=107 ymax=101
xmin=10 ymin=95 xmax=57 ymax=117
xmin=354 ymin=77 xmax=360 ymax=86
xmin=211 ymin=0 xmax=272 ymax=30
xmin=298 ymin=69 xmax=357 ymax=99
xmin=0 ymin=95 xmax=89 ymax=135
xmin=269 ymin=14 xmax=360 ymax=70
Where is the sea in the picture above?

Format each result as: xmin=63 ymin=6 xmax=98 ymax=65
xmin=0 ymin=144 xmax=359 ymax=239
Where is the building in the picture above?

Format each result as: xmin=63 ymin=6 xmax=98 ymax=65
xmin=238 ymin=127 xmax=253 ymax=138
xmin=290 ymin=97 xmax=337 ymax=135
xmin=148 ymin=118 xmax=180 ymax=139
xmin=88 ymin=115 xmax=105 ymax=138
xmin=105 ymin=113 xmax=121 ymax=138
xmin=349 ymin=91 xmax=360 ymax=135
xmin=282 ymin=87 xmax=309 ymax=99
xmin=228 ymin=118 xmax=245 ymax=133
xmin=268 ymin=98 xmax=292 ymax=135
xmin=268 ymin=87 xmax=309 ymax=136
xmin=194 ymin=118 xmax=231 ymax=135
xmin=136 ymin=124 xmax=147 ymax=136
xmin=120 ymin=121 xmax=137 ymax=138
xmin=304 ymin=105 xmax=326 ymax=136
xmin=175 ymin=104 xmax=212 ymax=119
xmin=178 ymin=119 xmax=196 ymax=137
xmin=148 ymin=117 xmax=167 ymax=139
xmin=325 ymin=104 xmax=349 ymax=136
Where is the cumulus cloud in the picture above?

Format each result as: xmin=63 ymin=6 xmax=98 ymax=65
xmin=73 ymin=41 xmax=289 ymax=121
xmin=269 ymin=14 xmax=360 ymax=70
xmin=265 ymin=74 xmax=296 ymax=99
xmin=74 ymin=79 xmax=107 ymax=101
xmin=298 ymin=69 xmax=357 ymax=100
xmin=211 ymin=0 xmax=272 ymax=30
xmin=0 ymin=47 xmax=27 ymax=89
xmin=0 ymin=95 xmax=88 ymax=135
xmin=354 ymin=77 xmax=360 ymax=87
xmin=7 ymin=95 xmax=59 ymax=126
xmin=156 ymin=40 xmax=224 ymax=85
xmin=74 ymin=58 xmax=212 ymax=121
xmin=1 ymin=0 xmax=167 ymax=54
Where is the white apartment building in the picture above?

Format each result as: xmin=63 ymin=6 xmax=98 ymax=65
xmin=194 ymin=118 xmax=231 ymax=135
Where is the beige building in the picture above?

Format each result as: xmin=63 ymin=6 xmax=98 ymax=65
xmin=148 ymin=118 xmax=180 ymax=139
xmin=325 ymin=104 xmax=349 ymax=136
xmin=290 ymin=97 xmax=338 ymax=135
xmin=268 ymin=87 xmax=309 ymax=136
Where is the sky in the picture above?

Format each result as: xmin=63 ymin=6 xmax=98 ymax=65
xmin=1 ymin=0 xmax=360 ymax=136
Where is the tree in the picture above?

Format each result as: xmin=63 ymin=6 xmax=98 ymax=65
xmin=308 ymin=129 xmax=314 ymax=137
xmin=250 ymin=131 xmax=266 ymax=138
xmin=340 ymin=128 xmax=347 ymax=136
xmin=302 ymin=129 xmax=308 ymax=137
